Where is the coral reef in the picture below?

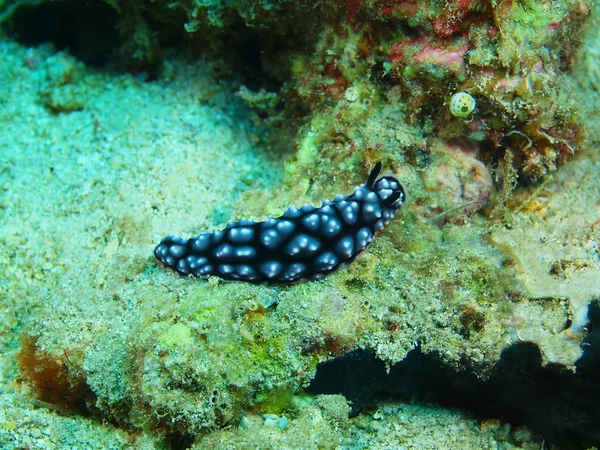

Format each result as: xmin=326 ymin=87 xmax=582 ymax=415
xmin=308 ymin=323 xmax=600 ymax=449
xmin=0 ymin=0 xmax=597 ymax=448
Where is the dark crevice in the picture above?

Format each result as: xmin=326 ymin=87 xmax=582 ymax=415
xmin=6 ymin=0 xmax=122 ymax=68
xmin=165 ymin=432 xmax=194 ymax=450
xmin=306 ymin=300 xmax=600 ymax=450
xmin=2 ymin=0 xmax=289 ymax=91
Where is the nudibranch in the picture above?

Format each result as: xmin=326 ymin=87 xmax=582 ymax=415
xmin=154 ymin=162 xmax=405 ymax=283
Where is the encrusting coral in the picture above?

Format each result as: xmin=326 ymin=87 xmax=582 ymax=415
xmin=1 ymin=0 xmax=597 ymax=448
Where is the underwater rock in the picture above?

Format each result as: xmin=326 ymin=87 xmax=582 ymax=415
xmin=308 ymin=301 xmax=600 ymax=449
xmin=1 ymin=0 xmax=596 ymax=448
xmin=421 ymin=138 xmax=493 ymax=217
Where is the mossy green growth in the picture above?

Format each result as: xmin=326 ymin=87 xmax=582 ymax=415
xmin=251 ymin=385 xmax=297 ymax=415
xmin=510 ymin=0 xmax=571 ymax=30
xmin=180 ymin=284 xmax=221 ymax=320
xmin=157 ymin=322 xmax=193 ymax=348
xmin=498 ymin=0 xmax=578 ymax=65
xmin=296 ymin=130 xmax=320 ymax=168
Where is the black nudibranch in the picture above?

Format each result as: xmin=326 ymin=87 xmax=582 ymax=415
xmin=154 ymin=162 xmax=405 ymax=283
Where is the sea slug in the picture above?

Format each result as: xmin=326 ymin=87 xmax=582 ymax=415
xmin=154 ymin=162 xmax=405 ymax=283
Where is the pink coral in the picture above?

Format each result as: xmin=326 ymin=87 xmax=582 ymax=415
xmin=413 ymin=41 xmax=470 ymax=71
xmin=431 ymin=0 xmax=473 ymax=37
xmin=423 ymin=139 xmax=493 ymax=216
xmin=388 ymin=37 xmax=470 ymax=74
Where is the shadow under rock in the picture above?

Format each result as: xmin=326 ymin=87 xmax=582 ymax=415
xmin=306 ymin=301 xmax=600 ymax=449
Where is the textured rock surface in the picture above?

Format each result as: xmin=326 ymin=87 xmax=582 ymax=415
xmin=0 ymin=0 xmax=598 ymax=448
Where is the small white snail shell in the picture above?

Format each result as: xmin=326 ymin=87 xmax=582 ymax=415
xmin=449 ymin=92 xmax=476 ymax=118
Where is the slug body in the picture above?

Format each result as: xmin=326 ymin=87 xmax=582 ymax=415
xmin=154 ymin=162 xmax=405 ymax=283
